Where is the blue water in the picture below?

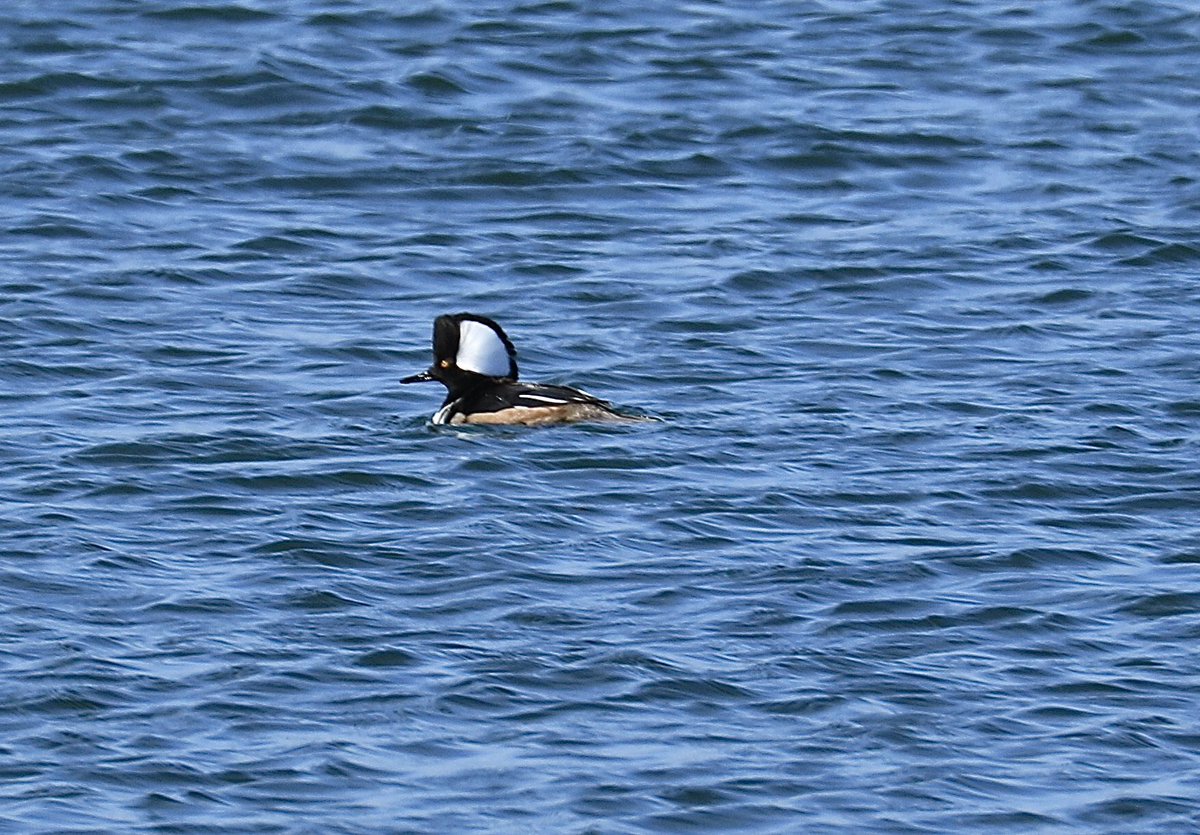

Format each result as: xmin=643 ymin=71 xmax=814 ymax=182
xmin=3 ymin=2 xmax=1200 ymax=832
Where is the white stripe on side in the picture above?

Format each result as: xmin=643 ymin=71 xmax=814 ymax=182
xmin=519 ymin=394 xmax=570 ymax=404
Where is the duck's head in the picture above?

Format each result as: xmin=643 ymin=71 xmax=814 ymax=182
xmin=401 ymin=313 xmax=519 ymax=396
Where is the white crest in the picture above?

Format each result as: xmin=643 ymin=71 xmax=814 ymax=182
xmin=456 ymin=319 xmax=511 ymax=377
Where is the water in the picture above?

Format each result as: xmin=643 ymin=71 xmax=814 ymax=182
xmin=3 ymin=1 xmax=1200 ymax=831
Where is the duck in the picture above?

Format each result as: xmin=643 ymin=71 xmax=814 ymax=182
xmin=401 ymin=312 xmax=640 ymax=426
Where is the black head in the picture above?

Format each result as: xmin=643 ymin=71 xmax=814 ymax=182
xmin=401 ymin=313 xmax=519 ymax=399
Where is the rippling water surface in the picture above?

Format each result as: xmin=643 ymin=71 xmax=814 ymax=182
xmin=3 ymin=2 xmax=1200 ymax=831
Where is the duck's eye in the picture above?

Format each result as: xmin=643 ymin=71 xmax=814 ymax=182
xmin=439 ymin=359 xmax=451 ymax=368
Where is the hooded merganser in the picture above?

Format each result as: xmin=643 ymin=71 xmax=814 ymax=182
xmin=401 ymin=313 xmax=639 ymax=426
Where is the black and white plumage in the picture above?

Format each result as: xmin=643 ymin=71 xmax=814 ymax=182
xmin=401 ymin=313 xmax=638 ymax=426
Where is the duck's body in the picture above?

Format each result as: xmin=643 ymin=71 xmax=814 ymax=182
xmin=403 ymin=313 xmax=637 ymax=426
xmin=433 ymin=381 xmax=622 ymax=426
